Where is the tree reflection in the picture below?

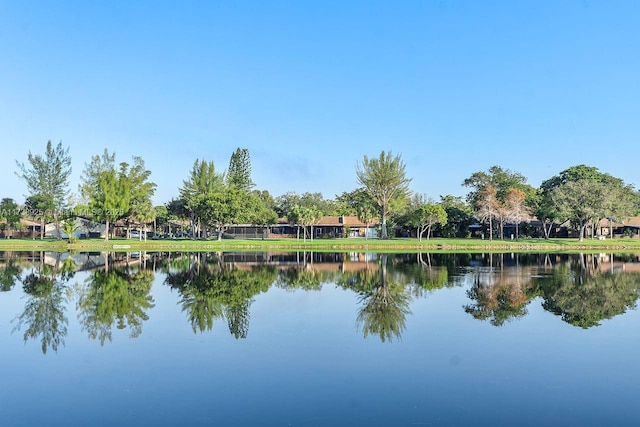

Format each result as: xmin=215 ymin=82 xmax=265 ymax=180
xmin=337 ymin=254 xmax=412 ymax=342
xmin=77 ymin=263 xmax=155 ymax=345
xmin=464 ymin=253 xmax=539 ymax=326
xmin=12 ymin=253 xmax=71 ymax=354
xmin=537 ymin=254 xmax=640 ymax=328
xmin=165 ymin=253 xmax=277 ymax=338
xmin=0 ymin=253 xmax=23 ymax=292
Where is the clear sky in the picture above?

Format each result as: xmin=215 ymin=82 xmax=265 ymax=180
xmin=1 ymin=1 xmax=638 ymax=205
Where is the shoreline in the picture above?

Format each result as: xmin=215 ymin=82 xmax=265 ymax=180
xmin=1 ymin=237 xmax=639 ymax=253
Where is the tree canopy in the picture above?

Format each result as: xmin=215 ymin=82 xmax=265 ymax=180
xmin=356 ymin=151 xmax=412 ymax=239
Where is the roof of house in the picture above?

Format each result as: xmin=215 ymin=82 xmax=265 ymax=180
xmin=278 ymin=215 xmax=377 ymax=227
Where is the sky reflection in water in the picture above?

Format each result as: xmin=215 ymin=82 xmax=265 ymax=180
xmin=1 ymin=251 xmax=640 ymax=426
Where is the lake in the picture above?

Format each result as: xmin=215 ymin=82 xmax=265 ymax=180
xmin=1 ymin=251 xmax=640 ymax=426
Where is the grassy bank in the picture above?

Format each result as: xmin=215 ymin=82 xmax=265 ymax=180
xmin=1 ymin=237 xmax=640 ymax=253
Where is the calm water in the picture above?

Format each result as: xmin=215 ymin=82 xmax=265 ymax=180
xmin=1 ymin=251 xmax=640 ymax=426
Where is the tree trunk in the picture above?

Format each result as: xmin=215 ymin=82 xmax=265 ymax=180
xmin=53 ymin=211 xmax=61 ymax=240
xmin=380 ymin=205 xmax=388 ymax=239
xmin=488 ymin=213 xmax=493 ymax=241
xmin=105 ymin=217 xmax=110 ymax=241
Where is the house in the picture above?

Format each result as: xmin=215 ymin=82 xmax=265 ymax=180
xmin=225 ymin=215 xmax=379 ymax=239
xmin=596 ymin=217 xmax=640 ymax=238
xmin=45 ymin=217 xmax=106 ymax=239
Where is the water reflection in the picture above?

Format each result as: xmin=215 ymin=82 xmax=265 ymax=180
xmin=77 ymin=256 xmax=155 ymax=345
xmin=0 ymin=252 xmax=23 ymax=292
xmin=11 ymin=252 xmax=72 ymax=354
xmin=3 ymin=251 xmax=640 ymax=354
xmin=537 ymin=254 xmax=640 ymax=328
xmin=164 ymin=253 xmax=276 ymax=338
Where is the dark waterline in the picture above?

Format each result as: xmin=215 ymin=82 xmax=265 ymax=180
xmin=1 ymin=251 xmax=640 ymax=426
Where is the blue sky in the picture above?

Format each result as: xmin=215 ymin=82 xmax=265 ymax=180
xmin=1 ymin=1 xmax=638 ymax=205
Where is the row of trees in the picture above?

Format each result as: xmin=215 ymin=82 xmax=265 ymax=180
xmin=6 ymin=142 xmax=640 ymax=241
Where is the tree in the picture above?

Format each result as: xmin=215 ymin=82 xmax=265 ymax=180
xmin=292 ymin=204 xmax=323 ymax=241
xmin=463 ymin=165 xmax=533 ymax=206
xmin=121 ymin=157 xmax=157 ymax=238
xmin=504 ymin=188 xmax=530 ymax=240
xmin=551 ymin=179 xmax=607 ymax=241
xmin=411 ymin=203 xmax=447 ymax=240
xmin=180 ymin=159 xmax=224 ymax=238
xmin=0 ymin=198 xmax=21 ymax=238
xmin=24 ymin=194 xmax=53 ymax=240
xmin=356 ymin=151 xmax=412 ymax=239
xmin=79 ymin=150 xmax=131 ymax=241
xmin=335 ymin=188 xmax=378 ymax=238
xmin=194 ymin=187 xmax=254 ymax=240
xmin=16 ymin=140 xmax=72 ymax=239
xmin=437 ymin=195 xmax=475 ymax=238
xmin=62 ymin=219 xmax=79 ymax=243
xmin=541 ymin=164 xmax=639 ymax=239
xmin=225 ymin=148 xmax=255 ymax=192
xmin=475 ymin=185 xmax=498 ymax=241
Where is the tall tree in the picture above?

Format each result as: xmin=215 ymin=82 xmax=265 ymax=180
xmin=194 ymin=187 xmax=253 ymax=240
xmin=475 ymin=185 xmax=498 ymax=241
xmin=16 ymin=140 xmax=72 ymax=239
xmin=504 ymin=188 xmax=530 ymax=240
xmin=121 ymin=157 xmax=157 ymax=238
xmin=356 ymin=151 xmax=412 ymax=239
xmin=463 ymin=165 xmax=533 ymax=206
xmin=180 ymin=159 xmax=224 ymax=238
xmin=225 ymin=148 xmax=255 ymax=192
xmin=542 ymin=165 xmax=638 ymax=240
xmin=79 ymin=150 xmax=131 ymax=241
xmin=551 ymin=179 xmax=607 ymax=241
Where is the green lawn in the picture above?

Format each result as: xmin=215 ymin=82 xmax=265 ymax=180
xmin=1 ymin=236 xmax=640 ymax=253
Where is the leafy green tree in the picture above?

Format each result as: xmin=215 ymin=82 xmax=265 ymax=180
xmin=180 ymin=159 xmax=224 ymax=238
xmin=0 ymin=198 xmax=21 ymax=238
xmin=166 ymin=197 xmax=189 ymax=235
xmin=225 ymin=148 xmax=255 ymax=192
xmin=121 ymin=157 xmax=157 ymax=238
xmin=410 ymin=202 xmax=447 ymax=240
xmin=16 ymin=140 xmax=72 ymax=240
xmin=80 ymin=152 xmax=131 ymax=241
xmin=292 ymin=204 xmax=323 ymax=241
xmin=246 ymin=192 xmax=279 ymax=238
xmin=356 ymin=151 xmax=412 ymax=239
xmin=335 ymin=188 xmax=378 ymax=238
xmin=437 ymin=195 xmax=474 ymax=238
xmin=540 ymin=165 xmax=638 ymax=239
xmin=194 ymin=187 xmax=254 ymax=240
xmin=24 ymin=194 xmax=53 ymax=240
xmin=463 ymin=165 xmax=534 ymax=205
xmin=62 ymin=219 xmax=79 ymax=243
xmin=551 ymin=180 xmax=607 ymax=241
